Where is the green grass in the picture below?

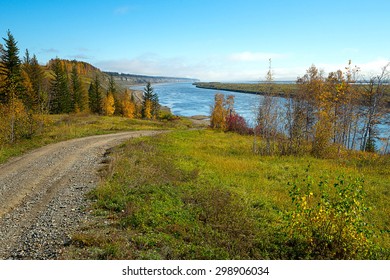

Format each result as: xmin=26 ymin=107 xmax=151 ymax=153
xmin=62 ymin=129 xmax=390 ymax=260
xmin=0 ymin=113 xmax=196 ymax=164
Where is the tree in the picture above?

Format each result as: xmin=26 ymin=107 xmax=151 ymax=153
xmin=142 ymin=82 xmax=159 ymax=119
xmin=22 ymin=51 xmax=46 ymax=113
xmin=0 ymin=31 xmax=31 ymax=143
xmin=88 ymin=75 xmax=102 ymax=114
xmin=49 ymin=58 xmax=72 ymax=113
xmin=210 ymin=93 xmax=227 ymax=129
xmin=0 ymin=30 xmax=24 ymax=104
xmin=256 ymin=58 xmax=281 ymax=155
xmin=107 ymin=74 xmax=116 ymax=95
xmin=71 ymin=62 xmax=88 ymax=112
xmin=106 ymin=74 xmax=118 ymax=115
xmin=359 ymin=63 xmax=389 ymax=152
xmin=102 ymin=93 xmax=115 ymax=116
xmin=122 ymin=89 xmax=136 ymax=118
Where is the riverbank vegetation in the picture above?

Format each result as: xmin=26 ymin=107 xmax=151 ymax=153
xmin=194 ymin=81 xmax=297 ymax=97
xmin=210 ymin=62 xmax=390 ymax=156
xmin=62 ymin=130 xmax=389 ymax=259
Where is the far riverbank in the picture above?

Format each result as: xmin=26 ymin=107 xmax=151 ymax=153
xmin=193 ymin=82 xmax=296 ymax=98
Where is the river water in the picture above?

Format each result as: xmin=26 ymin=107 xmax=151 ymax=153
xmin=131 ymin=82 xmax=266 ymax=125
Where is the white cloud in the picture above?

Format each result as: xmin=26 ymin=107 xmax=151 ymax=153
xmin=95 ymin=53 xmax=389 ymax=82
xmin=229 ymin=51 xmax=287 ymax=62
xmin=95 ymin=53 xmax=292 ymax=81
xmin=358 ymin=58 xmax=390 ymax=76
xmin=314 ymin=58 xmax=390 ymax=78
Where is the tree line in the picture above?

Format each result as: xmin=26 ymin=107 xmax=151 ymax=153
xmin=0 ymin=30 xmax=160 ymax=144
xmin=211 ymin=59 xmax=390 ymax=156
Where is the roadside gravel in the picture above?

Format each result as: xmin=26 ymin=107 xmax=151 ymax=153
xmin=0 ymin=131 xmax=163 ymax=259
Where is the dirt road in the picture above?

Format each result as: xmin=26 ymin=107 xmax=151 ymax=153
xmin=0 ymin=131 xmax=162 ymax=259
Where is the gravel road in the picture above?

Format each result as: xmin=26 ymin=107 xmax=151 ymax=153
xmin=0 ymin=131 xmax=162 ymax=259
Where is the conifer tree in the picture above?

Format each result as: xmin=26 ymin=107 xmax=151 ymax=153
xmin=71 ymin=63 xmax=88 ymax=112
xmin=49 ymin=58 xmax=71 ymax=113
xmin=0 ymin=30 xmax=24 ymax=104
xmin=0 ymin=31 xmax=31 ymax=143
xmin=142 ymin=82 xmax=159 ymax=119
xmin=107 ymin=74 xmax=119 ymax=114
xmin=88 ymin=81 xmax=96 ymax=113
xmin=88 ymin=75 xmax=102 ymax=114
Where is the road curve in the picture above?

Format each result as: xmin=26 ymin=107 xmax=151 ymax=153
xmin=0 ymin=131 xmax=163 ymax=259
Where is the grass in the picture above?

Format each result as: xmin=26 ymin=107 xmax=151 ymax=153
xmin=62 ymin=129 xmax=390 ymax=260
xmin=0 ymin=113 xmax=196 ymax=164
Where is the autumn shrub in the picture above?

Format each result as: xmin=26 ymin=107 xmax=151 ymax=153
xmin=0 ymin=100 xmax=33 ymax=143
xmin=282 ymin=171 xmax=376 ymax=259
xmin=226 ymin=113 xmax=251 ymax=135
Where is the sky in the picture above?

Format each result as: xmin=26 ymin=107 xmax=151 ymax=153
xmin=0 ymin=0 xmax=389 ymax=81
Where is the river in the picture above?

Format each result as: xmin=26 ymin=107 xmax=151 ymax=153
xmin=131 ymin=82 xmax=268 ymax=125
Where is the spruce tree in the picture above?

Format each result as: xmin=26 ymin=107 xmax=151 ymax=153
xmin=88 ymin=75 xmax=102 ymax=114
xmin=88 ymin=81 xmax=96 ymax=113
xmin=108 ymin=74 xmax=121 ymax=114
xmin=71 ymin=63 xmax=87 ymax=112
xmin=107 ymin=74 xmax=116 ymax=95
xmin=0 ymin=30 xmax=24 ymax=104
xmin=49 ymin=59 xmax=71 ymax=113
xmin=142 ymin=82 xmax=159 ymax=119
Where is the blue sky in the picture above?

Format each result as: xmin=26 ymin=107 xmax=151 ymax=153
xmin=1 ymin=0 xmax=389 ymax=81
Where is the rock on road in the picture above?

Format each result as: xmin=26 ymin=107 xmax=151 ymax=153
xmin=0 ymin=131 xmax=162 ymax=259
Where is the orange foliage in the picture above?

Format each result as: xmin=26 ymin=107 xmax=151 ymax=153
xmin=122 ymin=99 xmax=136 ymax=118
xmin=102 ymin=93 xmax=115 ymax=116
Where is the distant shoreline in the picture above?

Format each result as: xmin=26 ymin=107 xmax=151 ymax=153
xmin=193 ymin=82 xmax=295 ymax=98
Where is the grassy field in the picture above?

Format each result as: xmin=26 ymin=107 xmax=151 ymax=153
xmin=62 ymin=129 xmax=390 ymax=260
xmin=0 ymin=113 xmax=195 ymax=164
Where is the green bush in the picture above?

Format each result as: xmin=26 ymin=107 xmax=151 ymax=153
xmin=282 ymin=170 xmax=375 ymax=259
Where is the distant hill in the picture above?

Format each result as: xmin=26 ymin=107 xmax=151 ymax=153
xmin=103 ymin=71 xmax=199 ymax=86
xmin=46 ymin=59 xmax=124 ymax=94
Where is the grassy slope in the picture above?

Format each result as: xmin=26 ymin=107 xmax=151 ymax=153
xmin=62 ymin=129 xmax=390 ymax=260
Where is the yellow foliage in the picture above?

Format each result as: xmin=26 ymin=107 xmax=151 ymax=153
xmin=210 ymin=93 xmax=227 ymax=130
xmin=143 ymin=99 xmax=152 ymax=119
xmin=122 ymin=99 xmax=136 ymax=119
xmin=102 ymin=93 xmax=115 ymax=116
xmin=0 ymin=99 xmax=29 ymax=143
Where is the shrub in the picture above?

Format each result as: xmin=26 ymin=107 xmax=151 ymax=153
xmin=282 ymin=171 xmax=375 ymax=259
xmin=226 ymin=113 xmax=250 ymax=135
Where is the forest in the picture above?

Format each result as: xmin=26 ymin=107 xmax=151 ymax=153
xmin=0 ymin=31 xmax=161 ymax=145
